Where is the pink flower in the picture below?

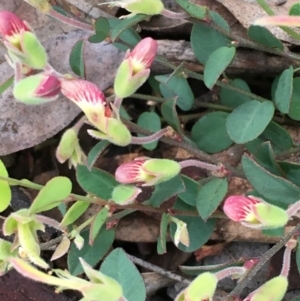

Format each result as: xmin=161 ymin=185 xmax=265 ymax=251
xmin=223 ymin=195 xmax=289 ymax=229
xmin=61 ymin=78 xmax=109 ymax=130
xmin=127 ymin=37 xmax=158 ymax=74
xmin=0 ymin=11 xmax=30 ymax=45
xmin=35 ymin=74 xmax=61 ymax=98
xmin=115 ymin=157 xmax=181 ymax=186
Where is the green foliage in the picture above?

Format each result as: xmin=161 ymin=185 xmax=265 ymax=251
xmin=289 ymin=3 xmax=300 ymax=15
xmin=161 ymin=98 xmax=183 ymax=134
xmin=157 ymin=213 xmax=169 ymax=254
xmin=68 ymin=228 xmax=115 ymax=275
xmin=89 ymin=207 xmax=109 ymax=245
xmin=288 ymin=77 xmax=300 ymax=120
xmin=89 ymin=17 xmax=110 ymax=43
xmin=0 ymin=160 xmax=11 ymax=212
xmin=100 ymin=248 xmax=146 ymax=301
xmin=69 ymin=39 xmax=85 ymax=78
xmin=174 ymin=0 xmax=207 ymax=19
xmin=60 ymin=200 xmax=90 ymax=227
xmin=87 ymin=140 xmax=110 ymax=169
xmin=179 ymin=176 xmax=200 ymax=206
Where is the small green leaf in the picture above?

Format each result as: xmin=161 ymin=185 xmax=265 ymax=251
xmin=191 ymin=23 xmax=230 ymax=64
xmin=161 ymin=98 xmax=183 ymax=134
xmin=87 ymin=141 xmax=110 ymax=170
xmin=170 ymin=199 xmax=216 ymax=252
xmin=157 ymin=213 xmax=169 ymax=254
xmin=76 ymin=165 xmax=118 ymax=200
xmin=174 ymin=0 xmax=207 ymax=19
xmin=242 ymin=154 xmax=300 ymax=205
xmin=110 ymin=14 xmax=148 ymax=42
xmin=101 ymin=248 xmax=146 ymax=301
xmin=60 ymin=200 xmax=90 ymax=227
xmin=137 ymin=112 xmax=161 ymax=150
xmin=0 ymin=160 xmax=11 ymax=212
xmin=220 ymin=79 xmax=252 ymax=108
xmin=262 ymin=227 xmax=284 ymax=237
xmin=29 ymin=177 xmax=72 ymax=214
xmin=0 ymin=76 xmax=14 ymax=95
xmin=148 ymin=175 xmax=185 ymax=207
xmin=89 ymin=207 xmax=109 ymax=245
xmin=278 ymin=161 xmax=300 ymax=187
xmin=290 ymin=3 xmax=300 ymax=15
xmin=248 ymin=25 xmax=284 ymax=50
xmin=179 ymin=176 xmax=200 ymax=206
xmin=196 ymin=178 xmax=228 ymax=220
xmin=288 ymin=77 xmax=300 ymax=121
xmin=68 ymin=228 xmax=115 ymax=275
xmin=226 ymin=100 xmax=275 ymax=144
xmin=204 ymin=46 xmax=236 ymax=89
xmin=209 ymin=11 xmax=230 ymax=31
xmin=191 ymin=112 xmax=233 ymax=153
xmin=156 ymin=74 xmax=194 ymax=111
xmin=273 ymin=66 xmax=293 ymax=114
xmin=89 ymin=17 xmax=110 ymax=43
xmin=69 ymin=39 xmax=85 ymax=78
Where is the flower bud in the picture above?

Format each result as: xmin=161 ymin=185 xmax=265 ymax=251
xmin=244 ymin=276 xmax=288 ymax=301
xmin=111 ymin=184 xmax=141 ymax=205
xmin=56 ymin=128 xmax=85 ymax=169
xmin=114 ymin=37 xmax=158 ymax=98
xmin=13 ymin=73 xmax=61 ymax=104
xmin=115 ymin=157 xmax=181 ymax=186
xmin=223 ymin=195 xmax=289 ymax=229
xmin=107 ymin=0 xmax=164 ymax=18
xmin=178 ymin=272 xmax=218 ymax=301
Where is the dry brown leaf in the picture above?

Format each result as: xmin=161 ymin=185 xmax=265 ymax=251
xmin=0 ymin=1 xmax=123 ymax=155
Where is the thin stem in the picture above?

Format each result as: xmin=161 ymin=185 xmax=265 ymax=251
xmin=226 ymin=221 xmax=300 ymax=299
xmin=286 ymin=200 xmax=300 ymax=217
xmin=131 ymin=93 xmax=167 ymax=103
xmin=179 ymin=159 xmax=220 ymax=172
xmin=35 ymin=215 xmax=64 ymax=231
xmin=14 ymin=62 xmax=23 ymax=83
xmin=48 ymin=9 xmax=94 ymax=32
xmin=161 ymin=9 xmax=189 ymax=19
xmin=113 ymin=97 xmax=123 ymax=110
xmin=215 ymin=267 xmax=246 ymax=281
xmin=280 ymin=246 xmax=291 ymax=277
xmin=40 ymin=236 xmax=63 ymax=251
xmin=73 ymin=115 xmax=88 ymax=133
xmin=131 ymin=128 xmax=168 ymax=144
xmin=125 ymin=251 xmax=191 ymax=285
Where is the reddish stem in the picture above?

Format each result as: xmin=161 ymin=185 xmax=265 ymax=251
xmin=131 ymin=128 xmax=168 ymax=144
xmin=281 ymin=247 xmax=292 ymax=278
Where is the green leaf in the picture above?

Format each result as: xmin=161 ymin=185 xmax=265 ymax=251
xmin=108 ymin=18 xmax=141 ymax=46
xmin=174 ymin=0 xmax=207 ymax=19
xmin=290 ymin=3 xmax=300 ymax=15
xmin=137 ymin=112 xmax=161 ymax=150
xmin=87 ymin=141 xmax=110 ymax=170
xmin=191 ymin=112 xmax=233 ymax=153
xmin=220 ymin=79 xmax=252 ymax=108
xmin=110 ymin=14 xmax=148 ymax=42
xmin=148 ymin=175 xmax=185 ymax=207
xmin=226 ymin=100 xmax=275 ymax=144
xmin=60 ymin=200 xmax=90 ymax=227
xmin=253 ymin=142 xmax=283 ymax=176
xmin=262 ymin=227 xmax=284 ymax=237
xmin=156 ymin=74 xmax=194 ymax=111
xmin=261 ymin=121 xmax=293 ymax=152
xmin=191 ymin=23 xmax=230 ymax=64
xmin=209 ymin=11 xmax=230 ymax=31
xmin=273 ymin=66 xmax=293 ymax=114
xmin=29 ymin=177 xmax=72 ymax=214
xmin=76 ymin=165 xmax=118 ymax=200
xmin=288 ymin=77 xmax=300 ymax=121
xmin=170 ymin=199 xmax=216 ymax=252
xmin=161 ymin=98 xmax=183 ymax=134
xmin=89 ymin=17 xmax=110 ymax=43
xmin=278 ymin=161 xmax=300 ymax=187
xmin=68 ymin=228 xmax=115 ymax=275
xmin=0 ymin=76 xmax=14 ymax=95
xmin=0 ymin=160 xmax=11 ymax=212
xmin=157 ymin=213 xmax=169 ymax=255
xmin=242 ymin=154 xmax=300 ymax=205
xmin=89 ymin=207 xmax=109 ymax=245
xmin=296 ymin=236 xmax=300 ymax=274
xmin=204 ymin=46 xmax=236 ymax=89
xmin=100 ymin=248 xmax=146 ymax=301
xmin=179 ymin=176 xmax=200 ymax=206
xmin=69 ymin=39 xmax=85 ymax=78
xmin=196 ymin=178 xmax=228 ymax=220
xmin=248 ymin=25 xmax=284 ymax=50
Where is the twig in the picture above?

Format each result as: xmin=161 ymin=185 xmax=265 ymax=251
xmin=125 ymin=251 xmax=191 ymax=285
xmin=40 ymin=236 xmax=63 ymax=251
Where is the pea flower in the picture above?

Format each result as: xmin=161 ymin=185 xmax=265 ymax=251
xmin=114 ymin=37 xmax=158 ymax=98
xmin=115 ymin=157 xmax=181 ymax=186
xmin=13 ymin=73 xmax=61 ymax=104
xmin=61 ymin=78 xmax=132 ymax=146
xmin=223 ymin=195 xmax=289 ymax=229
xmin=103 ymin=0 xmax=164 ymax=19
xmin=0 ymin=10 xmax=48 ymax=70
